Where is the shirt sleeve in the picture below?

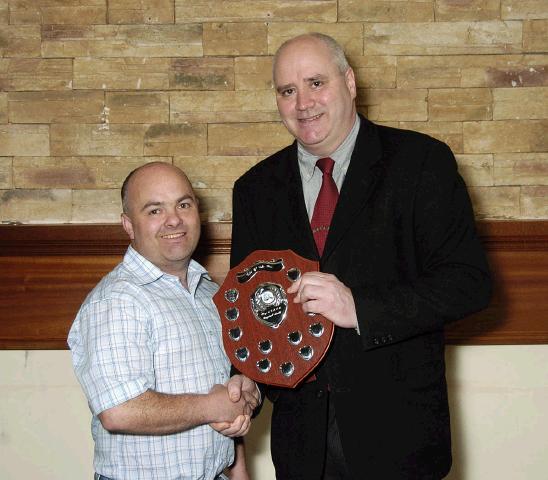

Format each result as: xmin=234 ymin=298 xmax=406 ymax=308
xmin=69 ymin=292 xmax=155 ymax=415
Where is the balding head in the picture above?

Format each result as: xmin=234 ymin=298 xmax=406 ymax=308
xmin=120 ymin=162 xmax=201 ymax=280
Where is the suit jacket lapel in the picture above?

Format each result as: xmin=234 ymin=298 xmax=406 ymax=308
xmin=322 ymin=118 xmax=383 ymax=261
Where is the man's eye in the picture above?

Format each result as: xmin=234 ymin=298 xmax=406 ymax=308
xmin=149 ymin=209 xmax=160 ymax=215
xmin=281 ymin=88 xmax=294 ymax=97
xmin=178 ymin=202 xmax=191 ymax=209
xmin=312 ymin=80 xmax=322 ymax=88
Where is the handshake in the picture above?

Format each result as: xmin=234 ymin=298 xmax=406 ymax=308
xmin=208 ymin=374 xmax=260 ymax=438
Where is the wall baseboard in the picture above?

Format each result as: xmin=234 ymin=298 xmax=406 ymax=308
xmin=1 ymin=221 xmax=546 ymax=349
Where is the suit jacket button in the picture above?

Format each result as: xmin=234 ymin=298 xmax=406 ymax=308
xmin=316 ymin=389 xmax=325 ymax=399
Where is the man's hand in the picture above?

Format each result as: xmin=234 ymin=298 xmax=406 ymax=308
xmin=226 ymin=374 xmax=260 ymax=410
xmin=287 ymin=271 xmax=358 ymax=328
xmin=208 ymin=375 xmax=259 ymax=437
xmin=210 ymin=414 xmax=251 ymax=438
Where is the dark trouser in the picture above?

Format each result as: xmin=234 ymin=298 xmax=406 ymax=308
xmin=322 ymin=393 xmax=353 ymax=480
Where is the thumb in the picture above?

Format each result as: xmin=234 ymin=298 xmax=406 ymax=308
xmin=228 ymin=376 xmax=242 ymax=402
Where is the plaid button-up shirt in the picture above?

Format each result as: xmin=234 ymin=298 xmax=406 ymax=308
xmin=68 ymin=246 xmax=233 ymax=479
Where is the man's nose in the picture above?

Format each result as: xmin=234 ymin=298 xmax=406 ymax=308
xmin=164 ymin=209 xmax=182 ymax=227
xmin=296 ymin=90 xmax=313 ymax=110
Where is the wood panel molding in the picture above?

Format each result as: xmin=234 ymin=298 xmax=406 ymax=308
xmin=1 ymin=221 xmax=547 ymax=349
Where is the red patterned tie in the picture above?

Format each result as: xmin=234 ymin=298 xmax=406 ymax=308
xmin=310 ymin=157 xmax=339 ymax=256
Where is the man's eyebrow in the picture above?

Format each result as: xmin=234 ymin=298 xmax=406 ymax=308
xmin=140 ymin=195 xmax=194 ymax=212
xmin=276 ymin=82 xmax=294 ymax=93
xmin=276 ymin=75 xmax=327 ymax=93
xmin=141 ymin=200 xmax=163 ymax=212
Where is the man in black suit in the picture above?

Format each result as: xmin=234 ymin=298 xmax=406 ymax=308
xmin=231 ymin=33 xmax=492 ymax=479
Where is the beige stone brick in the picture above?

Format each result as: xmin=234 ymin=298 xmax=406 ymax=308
xmin=0 ymin=58 xmax=72 ymax=91
xmin=435 ymin=0 xmax=500 ymax=21
xmin=268 ymin=23 xmax=364 ymax=56
xmin=521 ymin=186 xmax=548 ymax=218
xmin=0 ymin=125 xmax=49 ymax=156
xmin=72 ymin=189 xmax=121 ymax=222
xmin=41 ymin=24 xmax=202 ymax=57
xmin=0 ymin=25 xmax=41 ymax=57
xmin=144 ymin=124 xmax=207 ymax=156
xmin=175 ymin=0 xmax=336 ymax=23
xmin=50 ymin=124 xmax=147 ymax=156
xmin=524 ymin=20 xmax=548 ymax=52
xmin=193 ymin=188 xmax=233 ymax=223
xmin=349 ymin=56 xmax=396 ymax=88
xmin=10 ymin=0 xmax=106 ymax=25
xmin=464 ymin=120 xmax=548 ymax=153
xmin=169 ymin=58 xmax=234 ymax=90
xmin=399 ymin=121 xmax=463 ymax=153
xmin=468 ymin=186 xmax=520 ymax=219
xmin=494 ymin=153 xmax=548 ymax=186
xmin=208 ymin=123 xmax=293 ymax=156
xmin=429 ymin=88 xmax=492 ymax=121
xmin=364 ymin=21 xmax=522 ymax=55
xmin=0 ymin=188 xmax=71 ymax=223
xmin=203 ymin=23 xmax=267 ymax=56
xmin=0 ymin=0 xmax=8 ymax=24
xmin=74 ymin=57 xmax=170 ymax=90
xmin=340 ymin=0 xmax=434 ymax=22
xmin=106 ymin=92 xmax=168 ymax=124
xmin=108 ymin=0 xmax=173 ymax=24
xmin=9 ymin=91 xmax=104 ymax=124
xmin=493 ymin=87 xmax=548 ymax=120
xmin=170 ymin=91 xmax=278 ymax=123
xmin=174 ymin=156 xmax=261 ymax=189
xmin=455 ymin=154 xmax=494 ymax=187
xmin=397 ymin=54 xmax=548 ymax=88
xmin=0 ymin=157 xmax=12 ymax=188
xmin=358 ymin=89 xmax=427 ymax=121
xmin=0 ymin=92 xmax=6 ymax=123
xmin=13 ymin=157 xmax=165 ymax=189
xmin=235 ymin=57 xmax=273 ymax=91
xmin=502 ymin=0 xmax=548 ymax=20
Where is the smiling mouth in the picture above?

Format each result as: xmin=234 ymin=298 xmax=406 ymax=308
xmin=298 ymin=113 xmax=322 ymax=123
xmin=161 ymin=232 xmax=186 ymax=239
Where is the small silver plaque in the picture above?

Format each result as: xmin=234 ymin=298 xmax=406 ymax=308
xmin=280 ymin=362 xmax=295 ymax=377
xmin=224 ymin=289 xmax=239 ymax=303
xmin=229 ymin=327 xmax=242 ymax=341
xmin=258 ymin=339 xmax=272 ymax=354
xmin=287 ymin=268 xmax=301 ymax=282
xmin=309 ymin=322 xmax=324 ymax=337
xmin=257 ymin=358 xmax=271 ymax=373
xmin=225 ymin=307 xmax=239 ymax=321
xmin=288 ymin=331 xmax=302 ymax=345
xmin=235 ymin=347 xmax=249 ymax=361
xmin=299 ymin=346 xmax=314 ymax=361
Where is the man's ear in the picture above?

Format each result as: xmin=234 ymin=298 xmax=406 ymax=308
xmin=345 ymin=67 xmax=357 ymax=100
xmin=121 ymin=213 xmax=135 ymax=240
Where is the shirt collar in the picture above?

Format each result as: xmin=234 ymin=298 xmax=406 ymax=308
xmin=297 ymin=114 xmax=360 ymax=181
xmin=124 ymin=245 xmax=210 ymax=292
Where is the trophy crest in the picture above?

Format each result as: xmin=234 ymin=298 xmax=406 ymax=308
xmin=213 ymin=250 xmax=334 ymax=388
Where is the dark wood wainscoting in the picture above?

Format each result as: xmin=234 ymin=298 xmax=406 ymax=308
xmin=0 ymin=221 xmax=547 ymax=349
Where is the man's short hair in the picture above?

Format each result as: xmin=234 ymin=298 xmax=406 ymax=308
xmin=120 ymin=165 xmax=141 ymax=214
xmin=273 ymin=32 xmax=350 ymax=76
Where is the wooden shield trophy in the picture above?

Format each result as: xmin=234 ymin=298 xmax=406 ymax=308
xmin=213 ymin=250 xmax=334 ymax=388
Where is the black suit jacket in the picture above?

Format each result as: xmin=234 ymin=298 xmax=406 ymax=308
xmin=231 ymin=117 xmax=492 ymax=479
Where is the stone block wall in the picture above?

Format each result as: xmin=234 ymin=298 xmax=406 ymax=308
xmin=0 ymin=0 xmax=546 ymax=223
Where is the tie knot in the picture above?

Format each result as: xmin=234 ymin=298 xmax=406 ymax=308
xmin=316 ymin=157 xmax=335 ymax=176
